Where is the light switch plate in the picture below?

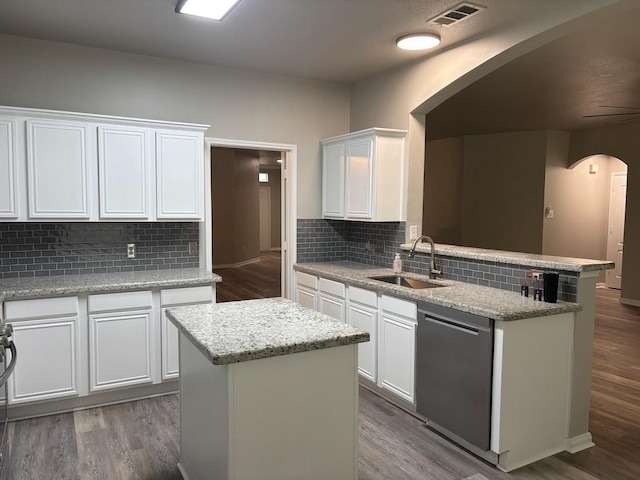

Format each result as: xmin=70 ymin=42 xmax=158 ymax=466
xmin=409 ymin=225 xmax=418 ymax=240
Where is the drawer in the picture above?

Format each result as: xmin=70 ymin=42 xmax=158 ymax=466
xmin=381 ymin=295 xmax=417 ymax=321
xmin=5 ymin=296 xmax=78 ymax=320
xmin=318 ymin=278 xmax=346 ymax=299
xmin=88 ymin=290 xmax=152 ymax=313
xmin=348 ymin=286 xmax=377 ymax=308
xmin=161 ymin=286 xmax=213 ymax=306
xmin=296 ymin=272 xmax=317 ymax=289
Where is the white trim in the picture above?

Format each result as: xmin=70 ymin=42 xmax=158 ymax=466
xmin=565 ymin=432 xmax=595 ymax=453
xmin=269 ymin=247 xmax=282 ymax=252
xmin=204 ymin=137 xmax=297 ymax=300
xmin=259 ymin=185 xmax=271 ymax=251
xmin=213 ymin=257 xmax=261 ymax=269
xmin=621 ymin=297 xmax=640 ymax=307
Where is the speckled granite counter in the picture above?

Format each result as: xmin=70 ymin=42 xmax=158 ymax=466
xmin=400 ymin=243 xmax=614 ymax=272
xmin=294 ymin=262 xmax=581 ymax=321
xmin=0 ymin=268 xmax=221 ymax=301
xmin=166 ymin=297 xmax=369 ymax=365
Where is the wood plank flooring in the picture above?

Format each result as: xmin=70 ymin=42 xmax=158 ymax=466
xmin=6 ymin=288 xmax=640 ymax=480
xmin=214 ymin=251 xmax=281 ymax=302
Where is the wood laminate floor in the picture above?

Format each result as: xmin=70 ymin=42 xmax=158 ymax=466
xmin=214 ymin=251 xmax=281 ymax=302
xmin=6 ymin=288 xmax=640 ymax=480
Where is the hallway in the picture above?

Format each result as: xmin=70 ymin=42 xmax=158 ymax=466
xmin=214 ymin=251 xmax=281 ymax=302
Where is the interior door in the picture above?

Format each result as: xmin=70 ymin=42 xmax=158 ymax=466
xmin=606 ymin=172 xmax=627 ymax=289
xmin=259 ymin=186 xmax=271 ymax=251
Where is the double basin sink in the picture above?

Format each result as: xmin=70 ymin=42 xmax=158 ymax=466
xmin=368 ymin=275 xmax=444 ymax=290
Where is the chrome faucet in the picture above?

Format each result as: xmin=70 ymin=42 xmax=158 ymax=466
xmin=408 ymin=235 xmax=441 ymax=279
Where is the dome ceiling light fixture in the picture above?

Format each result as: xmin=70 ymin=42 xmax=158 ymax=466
xmin=396 ymin=33 xmax=441 ymax=51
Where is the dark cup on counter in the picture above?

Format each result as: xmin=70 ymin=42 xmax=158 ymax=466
xmin=543 ymin=272 xmax=559 ymax=303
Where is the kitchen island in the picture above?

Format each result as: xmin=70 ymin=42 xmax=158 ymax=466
xmin=166 ymin=297 xmax=369 ymax=480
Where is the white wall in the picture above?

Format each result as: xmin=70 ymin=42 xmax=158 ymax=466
xmin=0 ymin=34 xmax=351 ymax=219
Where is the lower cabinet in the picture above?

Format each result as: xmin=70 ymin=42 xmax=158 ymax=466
xmin=88 ymin=291 xmax=153 ymax=392
xmin=378 ymin=295 xmax=417 ymax=403
xmin=318 ymin=278 xmax=346 ymax=322
xmin=5 ymin=296 xmax=80 ymax=404
xmin=346 ymin=286 xmax=378 ymax=382
xmin=295 ymin=272 xmax=318 ymax=310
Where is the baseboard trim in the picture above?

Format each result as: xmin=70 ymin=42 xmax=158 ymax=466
xmin=213 ymin=257 xmax=261 ymax=269
xmin=268 ymin=247 xmax=281 ymax=252
xmin=497 ymin=446 xmax=565 ymax=472
xmin=621 ymin=297 xmax=640 ymax=307
xmin=565 ymin=432 xmax=595 ymax=453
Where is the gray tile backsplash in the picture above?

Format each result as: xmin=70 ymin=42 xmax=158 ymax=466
xmin=297 ymin=219 xmax=578 ymax=302
xmin=0 ymin=222 xmax=199 ymax=279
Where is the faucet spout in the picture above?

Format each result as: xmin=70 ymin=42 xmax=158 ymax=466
xmin=408 ymin=235 xmax=441 ymax=279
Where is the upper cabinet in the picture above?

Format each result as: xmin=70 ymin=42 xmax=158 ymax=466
xmin=321 ymin=128 xmax=407 ymax=222
xmin=156 ymin=130 xmax=204 ymax=220
xmin=0 ymin=117 xmax=19 ymax=218
xmin=0 ymin=106 xmax=209 ymax=222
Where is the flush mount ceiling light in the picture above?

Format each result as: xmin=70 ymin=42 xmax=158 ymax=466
xmin=175 ymin=0 xmax=241 ymax=21
xmin=396 ymin=33 xmax=441 ymax=51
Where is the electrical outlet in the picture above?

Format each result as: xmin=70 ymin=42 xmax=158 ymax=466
xmin=529 ymin=270 xmax=543 ymax=280
xmin=127 ymin=243 xmax=136 ymax=259
xmin=409 ymin=225 xmax=418 ymax=241
xmin=188 ymin=241 xmax=198 ymax=255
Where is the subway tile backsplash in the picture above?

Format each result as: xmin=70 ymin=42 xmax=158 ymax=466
xmin=0 ymin=222 xmax=199 ymax=279
xmin=297 ymin=219 xmax=579 ymax=303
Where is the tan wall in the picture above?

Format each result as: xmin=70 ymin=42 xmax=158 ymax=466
xmin=211 ymin=148 xmax=260 ymax=266
xmin=570 ymin=124 xmax=639 ymax=302
xmin=260 ymin=168 xmax=282 ymax=249
xmin=461 ymin=131 xmax=547 ymax=253
xmin=0 ymin=34 xmax=351 ymax=219
xmin=422 ymin=137 xmax=464 ymax=244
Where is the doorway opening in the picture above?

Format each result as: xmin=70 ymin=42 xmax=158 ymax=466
xmin=201 ymin=138 xmax=297 ymax=302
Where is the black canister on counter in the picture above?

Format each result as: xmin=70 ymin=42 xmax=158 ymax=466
xmin=543 ymin=272 xmax=560 ymax=303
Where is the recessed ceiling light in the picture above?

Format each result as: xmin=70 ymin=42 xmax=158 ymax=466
xmin=175 ymin=0 xmax=241 ymax=21
xmin=396 ymin=33 xmax=441 ymax=51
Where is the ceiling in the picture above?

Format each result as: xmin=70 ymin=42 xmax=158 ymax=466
xmin=426 ymin=4 xmax=640 ymax=139
xmin=0 ymin=0 xmax=609 ymax=84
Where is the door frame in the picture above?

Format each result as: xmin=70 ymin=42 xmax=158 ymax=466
xmin=259 ymin=186 xmax=271 ymax=252
xmin=605 ymin=171 xmax=627 ymax=289
xmin=201 ymin=138 xmax=297 ymax=300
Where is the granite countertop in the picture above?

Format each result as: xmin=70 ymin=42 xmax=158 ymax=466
xmin=400 ymin=243 xmax=614 ymax=272
xmin=0 ymin=268 xmax=221 ymax=301
xmin=294 ymin=262 xmax=582 ymax=321
xmin=166 ymin=297 xmax=370 ymax=365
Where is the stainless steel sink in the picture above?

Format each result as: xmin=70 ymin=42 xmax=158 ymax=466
xmin=368 ymin=275 xmax=445 ymax=289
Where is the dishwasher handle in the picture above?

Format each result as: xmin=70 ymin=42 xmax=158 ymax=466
xmin=423 ymin=315 xmax=481 ymax=335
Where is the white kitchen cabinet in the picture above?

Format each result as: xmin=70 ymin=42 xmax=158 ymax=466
xmin=378 ymin=295 xmax=417 ymax=403
xmin=98 ymin=125 xmax=153 ymax=219
xmin=0 ymin=117 xmax=19 ymax=218
xmin=321 ymin=142 xmax=345 ymax=218
xmin=320 ymin=128 xmax=407 ymax=221
xmin=88 ymin=291 xmax=153 ymax=392
xmin=5 ymin=296 xmax=80 ymax=404
xmin=160 ymin=286 xmax=214 ymax=380
xmin=156 ymin=130 xmax=204 ymax=220
xmin=346 ymin=286 xmax=378 ymax=382
xmin=295 ymin=272 xmax=318 ymax=310
xmin=318 ymin=277 xmax=346 ymax=322
xmin=26 ymin=119 xmax=94 ymax=219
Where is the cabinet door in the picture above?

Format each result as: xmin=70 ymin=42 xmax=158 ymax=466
xmin=26 ymin=119 xmax=92 ymax=218
xmin=89 ymin=311 xmax=152 ymax=391
xmin=319 ymin=293 xmax=345 ymax=322
xmin=347 ymin=301 xmax=377 ymax=382
xmin=345 ymin=136 xmax=373 ymax=219
xmin=156 ymin=130 xmax=204 ymax=219
xmin=161 ymin=307 xmax=180 ymax=380
xmin=0 ymin=117 xmax=18 ymax=218
xmin=322 ymin=142 xmax=345 ymax=218
xmin=296 ymin=285 xmax=317 ymax=310
xmin=98 ymin=125 xmax=151 ymax=219
xmin=378 ymin=312 xmax=416 ymax=403
xmin=8 ymin=316 xmax=79 ymax=404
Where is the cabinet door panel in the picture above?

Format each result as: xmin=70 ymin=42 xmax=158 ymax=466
xmin=161 ymin=307 xmax=180 ymax=380
xmin=156 ymin=130 xmax=204 ymax=219
xmin=90 ymin=311 xmax=152 ymax=391
xmin=8 ymin=317 xmax=79 ymax=404
xmin=379 ymin=314 xmax=416 ymax=403
xmin=322 ymin=142 xmax=344 ymax=218
xmin=319 ymin=294 xmax=345 ymax=322
xmin=98 ymin=126 xmax=151 ymax=219
xmin=296 ymin=286 xmax=317 ymax=310
xmin=345 ymin=137 xmax=373 ymax=218
xmin=26 ymin=120 xmax=91 ymax=218
xmin=0 ymin=117 xmax=18 ymax=218
xmin=348 ymin=303 xmax=377 ymax=382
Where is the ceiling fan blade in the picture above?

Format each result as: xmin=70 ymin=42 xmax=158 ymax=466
xmin=583 ymin=112 xmax=640 ymax=118
xmin=599 ymin=105 xmax=640 ymax=110
xmin=608 ymin=115 xmax=640 ymax=125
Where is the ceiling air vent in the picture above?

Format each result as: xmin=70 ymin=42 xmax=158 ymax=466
xmin=428 ymin=3 xmax=486 ymax=26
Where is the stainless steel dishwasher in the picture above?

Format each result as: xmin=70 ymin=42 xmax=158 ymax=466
xmin=416 ymin=302 xmax=495 ymax=458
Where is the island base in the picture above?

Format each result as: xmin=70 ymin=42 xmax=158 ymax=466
xmin=178 ymin=334 xmax=359 ymax=480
